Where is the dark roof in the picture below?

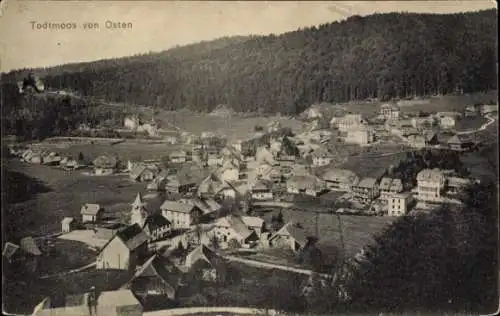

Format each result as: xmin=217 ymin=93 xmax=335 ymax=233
xmin=271 ymin=222 xmax=309 ymax=247
xmin=115 ymin=224 xmax=149 ymax=251
xmin=125 ymin=255 xmax=180 ymax=299
xmin=186 ymin=244 xmax=218 ymax=269
xmin=143 ymin=213 xmax=171 ymax=231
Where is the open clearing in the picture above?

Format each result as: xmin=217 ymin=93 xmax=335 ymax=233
xmin=156 ymin=111 xmax=303 ymax=141
xmin=262 ymin=209 xmax=395 ymax=262
xmin=341 ymin=151 xmax=407 ymax=179
xmin=4 ymin=160 xmax=145 ymax=240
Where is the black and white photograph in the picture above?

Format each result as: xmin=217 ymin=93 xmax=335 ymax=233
xmin=1 ymin=1 xmax=498 ymax=315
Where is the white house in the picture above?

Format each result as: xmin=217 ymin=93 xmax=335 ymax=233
xmin=213 ymin=215 xmax=259 ymax=249
xmin=80 ymin=204 xmax=102 ymax=223
xmin=322 ymin=168 xmax=359 ymax=191
xmin=416 ymin=168 xmax=446 ymax=203
xmin=345 ymin=126 xmax=375 ymax=145
xmin=142 ymin=213 xmax=171 ymax=242
xmin=250 ymin=180 xmax=274 ymax=201
xmin=96 ymin=224 xmax=149 ymax=271
xmin=269 ymin=221 xmax=309 ymax=253
xmin=310 ymin=148 xmax=332 ymax=167
xmin=160 ymin=200 xmax=203 ymax=229
xmin=439 ymin=116 xmax=456 ymax=129
xmin=380 ymin=103 xmax=400 ymax=120
xmin=124 ymin=116 xmax=140 ymax=130
xmin=387 ymin=192 xmax=414 ymax=216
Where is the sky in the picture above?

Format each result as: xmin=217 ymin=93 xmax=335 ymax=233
xmin=0 ymin=0 xmax=496 ymax=72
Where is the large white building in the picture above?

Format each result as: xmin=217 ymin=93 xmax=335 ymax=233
xmin=387 ymin=192 xmax=414 ymax=216
xmin=416 ymin=169 xmax=446 ymax=202
xmin=345 ymin=126 xmax=375 ymax=145
xmin=380 ymin=103 xmax=400 ymax=120
xmin=331 ymin=114 xmax=365 ymax=132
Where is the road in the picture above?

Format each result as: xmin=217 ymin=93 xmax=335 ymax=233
xmin=223 ymin=254 xmax=330 ymax=278
xmin=39 ymin=261 xmax=96 ymax=279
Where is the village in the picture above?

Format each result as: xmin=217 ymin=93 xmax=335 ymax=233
xmin=3 ymin=96 xmax=497 ymax=315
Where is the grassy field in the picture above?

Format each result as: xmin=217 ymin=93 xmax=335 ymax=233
xmin=397 ymin=91 xmax=498 ymax=114
xmin=4 ymin=160 xmax=145 ymax=240
xmin=337 ymin=91 xmax=497 ymax=117
xmin=156 ymin=111 xmax=303 ymax=141
xmin=261 ymin=209 xmax=396 ymax=262
xmin=341 ymin=152 xmax=407 ymax=179
xmin=455 ymin=116 xmax=489 ymax=131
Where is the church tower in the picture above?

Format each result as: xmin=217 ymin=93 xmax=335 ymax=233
xmin=130 ymin=192 xmax=148 ymax=227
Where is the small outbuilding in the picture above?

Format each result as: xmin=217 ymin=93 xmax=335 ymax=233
xmin=61 ymin=217 xmax=76 ymax=233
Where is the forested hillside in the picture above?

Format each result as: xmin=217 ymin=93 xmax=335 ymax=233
xmin=2 ymin=9 xmax=497 ymax=115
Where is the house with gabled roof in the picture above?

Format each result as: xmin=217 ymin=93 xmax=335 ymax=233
xmin=286 ymin=174 xmax=326 ymax=197
xmin=184 ymin=244 xmax=223 ymax=282
xmin=96 ymin=224 xmax=149 ymax=271
xmin=160 ymin=200 xmax=203 ymax=229
xmin=80 ymin=203 xmax=103 ymax=223
xmin=122 ymin=254 xmax=181 ymax=303
xmin=129 ymin=164 xmax=158 ymax=182
xmin=213 ymin=215 xmax=259 ymax=249
xmin=197 ymin=173 xmax=239 ymax=201
xmin=142 ymin=213 xmax=171 ymax=242
xmin=310 ymin=147 xmax=332 ymax=167
xmin=241 ymin=216 xmax=266 ymax=237
xmin=321 ymin=168 xmax=359 ymax=191
xmin=250 ymin=180 xmax=273 ymax=201
xmin=269 ymin=221 xmax=309 ymax=253
xmin=352 ymin=177 xmax=379 ymax=204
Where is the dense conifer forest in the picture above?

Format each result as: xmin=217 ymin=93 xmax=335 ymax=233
xmin=2 ymin=9 xmax=497 ymax=117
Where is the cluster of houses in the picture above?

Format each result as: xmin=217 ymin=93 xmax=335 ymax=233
xmin=302 ymin=102 xmax=489 ymax=150
xmin=10 ymin=147 xmax=87 ymax=170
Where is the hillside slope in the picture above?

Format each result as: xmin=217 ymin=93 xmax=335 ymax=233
xmin=2 ymin=10 xmax=497 ymax=115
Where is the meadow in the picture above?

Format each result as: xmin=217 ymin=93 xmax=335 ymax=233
xmin=4 ymin=160 xmax=146 ymax=241
xmin=261 ymin=208 xmax=396 ymax=262
xmin=155 ymin=110 xmax=303 ymax=141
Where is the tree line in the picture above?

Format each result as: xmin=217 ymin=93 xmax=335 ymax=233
xmin=2 ymin=9 xmax=497 ymax=116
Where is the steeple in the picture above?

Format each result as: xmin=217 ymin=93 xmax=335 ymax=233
xmin=130 ymin=192 xmax=147 ymax=227
xmin=132 ymin=192 xmax=144 ymax=208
